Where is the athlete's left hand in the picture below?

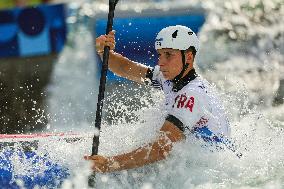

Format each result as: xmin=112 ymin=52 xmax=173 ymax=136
xmin=84 ymin=154 xmax=109 ymax=173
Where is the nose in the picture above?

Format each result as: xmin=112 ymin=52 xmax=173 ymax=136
xmin=158 ymin=57 xmax=166 ymax=67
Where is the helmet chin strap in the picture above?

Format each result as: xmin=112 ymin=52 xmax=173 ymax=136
xmin=172 ymin=50 xmax=188 ymax=83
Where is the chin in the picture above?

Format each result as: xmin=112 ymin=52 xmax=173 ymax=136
xmin=162 ymin=72 xmax=175 ymax=80
xmin=163 ymin=75 xmax=173 ymax=80
xmin=162 ymin=74 xmax=169 ymax=80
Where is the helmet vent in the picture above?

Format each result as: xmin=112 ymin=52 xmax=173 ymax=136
xmin=172 ymin=30 xmax=178 ymax=38
xmin=188 ymin=31 xmax=193 ymax=35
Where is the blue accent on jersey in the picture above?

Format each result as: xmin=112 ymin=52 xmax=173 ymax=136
xmin=193 ymin=126 xmax=242 ymax=158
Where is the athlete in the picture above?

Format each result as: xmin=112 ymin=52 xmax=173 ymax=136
xmin=84 ymin=25 xmax=231 ymax=172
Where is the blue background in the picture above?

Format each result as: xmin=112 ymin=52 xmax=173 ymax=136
xmin=95 ymin=14 xmax=206 ymax=81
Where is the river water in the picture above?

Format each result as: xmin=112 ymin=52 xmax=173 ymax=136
xmin=37 ymin=0 xmax=284 ymax=188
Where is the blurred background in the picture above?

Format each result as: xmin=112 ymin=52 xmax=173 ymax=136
xmin=0 ymin=1 xmax=283 ymax=188
xmin=0 ymin=0 xmax=283 ymax=135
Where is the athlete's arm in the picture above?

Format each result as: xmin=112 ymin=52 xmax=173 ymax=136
xmin=96 ymin=31 xmax=149 ymax=84
xmin=84 ymin=121 xmax=185 ymax=172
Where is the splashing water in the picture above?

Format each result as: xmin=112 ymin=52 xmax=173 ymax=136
xmin=4 ymin=0 xmax=283 ymax=188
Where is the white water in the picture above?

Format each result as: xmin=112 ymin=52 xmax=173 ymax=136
xmin=29 ymin=0 xmax=284 ymax=188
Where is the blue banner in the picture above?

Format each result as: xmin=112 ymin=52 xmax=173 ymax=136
xmin=95 ymin=12 xmax=206 ymax=81
xmin=0 ymin=3 xmax=67 ymax=58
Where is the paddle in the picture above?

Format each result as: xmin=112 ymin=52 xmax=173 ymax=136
xmin=89 ymin=0 xmax=119 ymax=186
xmin=91 ymin=0 xmax=119 ymax=162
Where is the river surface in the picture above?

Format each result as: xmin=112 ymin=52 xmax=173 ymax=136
xmin=21 ymin=0 xmax=284 ymax=188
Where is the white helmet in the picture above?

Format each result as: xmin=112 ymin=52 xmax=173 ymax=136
xmin=155 ymin=25 xmax=199 ymax=52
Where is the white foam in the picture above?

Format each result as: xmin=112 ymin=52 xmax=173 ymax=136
xmin=40 ymin=0 xmax=284 ymax=188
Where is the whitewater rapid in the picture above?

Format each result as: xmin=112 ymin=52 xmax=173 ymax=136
xmin=40 ymin=0 xmax=284 ymax=188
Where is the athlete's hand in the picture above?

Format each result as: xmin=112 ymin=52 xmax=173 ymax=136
xmin=95 ymin=30 xmax=116 ymax=53
xmin=84 ymin=154 xmax=110 ymax=173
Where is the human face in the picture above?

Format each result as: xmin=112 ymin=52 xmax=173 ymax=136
xmin=157 ymin=48 xmax=183 ymax=80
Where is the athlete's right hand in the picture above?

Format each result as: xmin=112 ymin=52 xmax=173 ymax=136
xmin=95 ymin=30 xmax=116 ymax=53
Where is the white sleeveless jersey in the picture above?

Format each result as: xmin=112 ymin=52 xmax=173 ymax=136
xmin=149 ymin=66 xmax=231 ymax=138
